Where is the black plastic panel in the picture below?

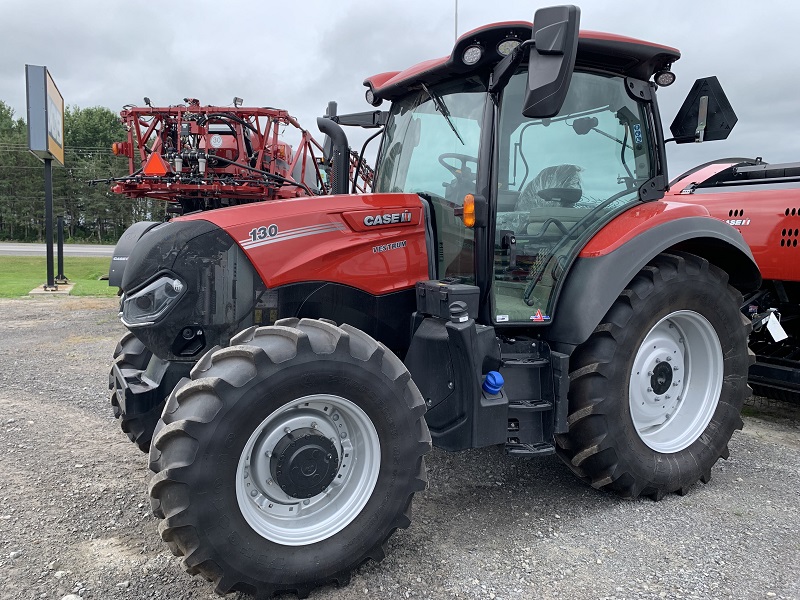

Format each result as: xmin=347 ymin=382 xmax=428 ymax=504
xmin=123 ymin=220 xmax=266 ymax=361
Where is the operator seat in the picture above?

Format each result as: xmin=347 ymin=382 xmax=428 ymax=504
xmin=496 ymin=164 xmax=588 ymax=234
xmin=519 ymin=164 xmax=590 ymax=236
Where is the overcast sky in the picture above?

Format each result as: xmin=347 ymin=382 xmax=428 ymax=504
xmin=1 ymin=0 xmax=798 ymax=177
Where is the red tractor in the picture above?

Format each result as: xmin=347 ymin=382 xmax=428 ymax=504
xmin=667 ymin=158 xmax=800 ymax=402
xmin=109 ymin=6 xmax=762 ymax=597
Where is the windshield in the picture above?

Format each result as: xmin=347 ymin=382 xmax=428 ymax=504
xmin=375 ymin=77 xmax=488 ymax=282
xmin=493 ymin=70 xmax=654 ymax=324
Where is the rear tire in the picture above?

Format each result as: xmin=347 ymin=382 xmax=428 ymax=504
xmin=148 ymin=319 xmax=430 ymax=598
xmin=109 ymin=332 xmax=162 ymax=452
xmin=555 ymin=252 xmax=753 ymax=499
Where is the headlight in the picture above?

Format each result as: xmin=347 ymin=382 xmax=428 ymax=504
xmin=462 ymin=45 xmax=483 ymax=66
xmin=121 ymin=275 xmax=185 ymax=326
xmin=497 ymin=38 xmax=521 ymax=57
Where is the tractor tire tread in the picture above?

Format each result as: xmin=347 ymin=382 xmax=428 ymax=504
xmin=555 ymin=251 xmax=751 ymax=500
xmin=149 ymin=320 xmax=430 ymax=598
xmin=109 ymin=332 xmax=160 ymax=452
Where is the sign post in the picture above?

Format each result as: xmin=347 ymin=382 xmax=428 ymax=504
xmin=25 ymin=65 xmax=65 ymax=291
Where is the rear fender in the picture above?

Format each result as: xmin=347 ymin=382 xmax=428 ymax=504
xmin=548 ymin=211 xmax=760 ymax=349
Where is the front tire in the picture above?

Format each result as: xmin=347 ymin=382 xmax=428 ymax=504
xmin=148 ymin=319 xmax=430 ymax=598
xmin=109 ymin=332 xmax=160 ymax=452
xmin=555 ymin=252 xmax=753 ymax=499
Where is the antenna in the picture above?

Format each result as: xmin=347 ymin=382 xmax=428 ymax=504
xmin=454 ymin=0 xmax=458 ymax=42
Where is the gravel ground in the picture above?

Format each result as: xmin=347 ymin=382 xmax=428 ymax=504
xmin=0 ymin=297 xmax=797 ymax=600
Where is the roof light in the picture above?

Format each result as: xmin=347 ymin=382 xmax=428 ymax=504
xmin=462 ymin=45 xmax=483 ymax=66
xmin=655 ymin=69 xmax=676 ymax=87
xmin=233 ymin=96 xmax=243 ymax=107
xmin=497 ymin=38 xmax=521 ymax=57
xmin=365 ymin=88 xmax=382 ymax=107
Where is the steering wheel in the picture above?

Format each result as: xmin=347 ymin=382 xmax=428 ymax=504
xmin=438 ymin=153 xmax=478 ymax=179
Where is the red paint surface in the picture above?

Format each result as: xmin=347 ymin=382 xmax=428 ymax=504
xmin=670 ymin=162 xmax=739 ymax=193
xmin=667 ymin=186 xmax=800 ymax=282
xmin=179 ymin=193 xmax=430 ymax=294
xmin=579 ymin=30 xmax=679 ymax=55
xmin=579 ymin=201 xmax=710 ymax=257
xmin=365 ymin=25 xmax=679 ymax=96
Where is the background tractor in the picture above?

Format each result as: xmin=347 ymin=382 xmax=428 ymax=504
xmin=109 ymin=5 xmax=765 ymax=597
xmin=668 ymin=158 xmax=800 ymax=403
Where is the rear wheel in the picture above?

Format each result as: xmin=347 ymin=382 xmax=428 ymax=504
xmin=148 ymin=319 xmax=430 ymax=598
xmin=555 ymin=252 xmax=753 ymax=499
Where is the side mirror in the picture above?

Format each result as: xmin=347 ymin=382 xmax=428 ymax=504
xmin=522 ymin=5 xmax=581 ymax=118
xmin=670 ymin=76 xmax=737 ymax=143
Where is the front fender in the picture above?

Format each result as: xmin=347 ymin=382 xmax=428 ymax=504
xmin=109 ymin=221 xmax=163 ymax=289
xmin=548 ymin=209 xmax=760 ymax=349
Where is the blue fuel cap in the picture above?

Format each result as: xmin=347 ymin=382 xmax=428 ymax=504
xmin=482 ymin=371 xmax=504 ymax=395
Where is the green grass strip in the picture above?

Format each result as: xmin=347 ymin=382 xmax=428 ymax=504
xmin=0 ymin=256 xmax=117 ymax=297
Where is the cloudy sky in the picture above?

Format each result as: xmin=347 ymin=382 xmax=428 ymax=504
xmin=1 ymin=0 xmax=798 ymax=177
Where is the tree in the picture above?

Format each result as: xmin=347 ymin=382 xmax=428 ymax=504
xmin=0 ymin=100 xmax=164 ymax=243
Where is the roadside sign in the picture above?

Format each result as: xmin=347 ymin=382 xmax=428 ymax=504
xmin=25 ymin=64 xmax=65 ymax=166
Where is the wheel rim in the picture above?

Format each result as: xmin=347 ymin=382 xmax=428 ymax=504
xmin=629 ymin=310 xmax=723 ymax=453
xmin=235 ymin=394 xmax=381 ymax=546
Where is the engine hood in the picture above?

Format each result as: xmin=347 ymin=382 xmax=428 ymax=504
xmin=178 ymin=192 xmax=431 ymax=295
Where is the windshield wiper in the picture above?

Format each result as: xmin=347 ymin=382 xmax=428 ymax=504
xmin=421 ymin=83 xmax=464 ymax=145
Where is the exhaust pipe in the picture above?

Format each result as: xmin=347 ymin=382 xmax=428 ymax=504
xmin=317 ymin=111 xmax=350 ymax=196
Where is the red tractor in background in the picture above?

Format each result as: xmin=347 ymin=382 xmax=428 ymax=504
xmin=668 ymin=158 xmax=800 ymax=402
xmin=107 ymin=5 xmax=775 ymax=597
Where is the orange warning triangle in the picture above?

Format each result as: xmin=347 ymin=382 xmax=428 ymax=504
xmin=143 ymin=152 xmax=171 ymax=176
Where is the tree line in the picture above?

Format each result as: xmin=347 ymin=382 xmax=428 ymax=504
xmin=0 ymin=100 xmax=166 ymax=243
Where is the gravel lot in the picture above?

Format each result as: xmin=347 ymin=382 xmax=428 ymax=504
xmin=0 ymin=297 xmax=797 ymax=600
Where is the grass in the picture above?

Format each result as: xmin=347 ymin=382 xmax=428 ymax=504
xmin=0 ymin=256 xmax=117 ymax=297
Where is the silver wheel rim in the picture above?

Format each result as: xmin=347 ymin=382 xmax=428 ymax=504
xmin=235 ymin=394 xmax=381 ymax=546
xmin=629 ymin=310 xmax=723 ymax=453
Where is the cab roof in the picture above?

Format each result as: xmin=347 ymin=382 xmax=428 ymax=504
xmin=364 ymin=22 xmax=680 ymax=102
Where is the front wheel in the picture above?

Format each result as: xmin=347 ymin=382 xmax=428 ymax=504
xmin=148 ymin=319 xmax=430 ymax=598
xmin=555 ymin=252 xmax=753 ymax=499
xmin=109 ymin=332 xmax=159 ymax=452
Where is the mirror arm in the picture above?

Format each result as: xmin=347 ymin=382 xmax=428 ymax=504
xmin=489 ymin=40 xmax=533 ymax=94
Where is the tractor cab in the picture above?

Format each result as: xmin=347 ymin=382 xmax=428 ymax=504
xmin=321 ymin=7 xmax=739 ymax=334
xmin=371 ymin=63 xmax=659 ymax=324
xmin=355 ymin=9 xmax=696 ymax=326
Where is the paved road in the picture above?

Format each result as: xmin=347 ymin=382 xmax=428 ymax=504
xmin=0 ymin=242 xmax=115 ymax=257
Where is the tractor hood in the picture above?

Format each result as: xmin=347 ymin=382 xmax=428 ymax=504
xmin=119 ymin=192 xmax=430 ymax=361
xmin=179 ymin=192 xmax=431 ymax=295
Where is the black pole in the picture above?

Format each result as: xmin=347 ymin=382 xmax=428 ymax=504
xmin=44 ymin=158 xmax=55 ymax=290
xmin=56 ymin=215 xmax=67 ymax=284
